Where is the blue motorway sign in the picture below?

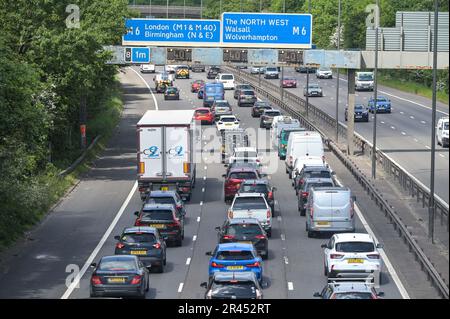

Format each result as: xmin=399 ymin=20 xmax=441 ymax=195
xmin=123 ymin=19 xmax=221 ymax=47
xmin=222 ymin=13 xmax=312 ymax=49
xmin=124 ymin=47 xmax=150 ymax=63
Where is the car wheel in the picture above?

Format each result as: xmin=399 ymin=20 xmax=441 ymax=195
xmin=300 ymin=209 xmax=306 ymax=217
xmin=146 ymin=277 xmax=150 ymax=291
xmin=267 ymin=229 xmax=272 ymax=238
xmin=90 ymin=290 xmax=97 ymax=298
xmin=324 ymin=264 xmax=328 ymax=276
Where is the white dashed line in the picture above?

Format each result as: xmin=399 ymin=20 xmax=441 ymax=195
xmin=380 ymin=121 xmax=385 ymax=124
xmin=178 ymin=283 xmax=184 ymax=293
xmin=202 ymin=188 xmax=205 ymax=192
xmin=421 ymin=121 xmax=426 ymax=124
xmin=203 ymin=176 xmax=206 ymax=181
xmin=197 ymin=216 xmax=201 ymax=222
xmin=425 ymin=145 xmax=431 ymax=149
xmin=401 ymin=132 xmax=406 ymax=135
xmin=414 ymin=138 xmax=419 ymax=142
xmin=186 ymin=258 xmax=191 ymax=265
xmin=281 ymin=234 xmax=286 ymax=241
xmin=284 ymin=256 xmax=289 ymax=265
xmin=287 ymin=282 xmax=294 ymax=291
xmin=277 ymin=216 xmax=282 ymax=222
xmin=204 ymin=166 xmax=207 ymax=170
xmin=410 ymin=116 xmax=415 ymax=119
xmin=400 ymin=111 xmax=404 ymax=115
xmin=391 ymin=126 xmax=396 ymax=130
xmin=439 ymin=154 xmax=445 ymax=158
xmin=200 ymin=201 xmax=203 ymax=206
xmin=193 ymin=235 xmax=197 ymax=241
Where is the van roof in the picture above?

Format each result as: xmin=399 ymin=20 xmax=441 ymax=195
xmin=138 ymin=110 xmax=194 ymax=126
xmin=311 ymin=186 xmax=349 ymax=193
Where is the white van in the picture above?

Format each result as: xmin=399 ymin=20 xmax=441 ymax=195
xmin=271 ymin=116 xmax=301 ymax=148
xmin=436 ymin=117 xmax=449 ymax=147
xmin=285 ymin=131 xmax=324 ymax=177
xmin=291 ymin=156 xmax=326 ymax=180
xmin=305 ymin=187 xmax=356 ymax=238
xmin=216 ymin=73 xmax=235 ymax=90
xmin=355 ymin=72 xmax=374 ymax=91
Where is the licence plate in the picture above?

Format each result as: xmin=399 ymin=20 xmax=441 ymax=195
xmin=316 ymin=221 xmax=330 ymax=226
xmin=160 ymin=186 xmax=169 ymax=191
xmin=130 ymin=250 xmax=147 ymax=255
xmin=108 ymin=277 xmax=126 ymax=283
xmin=347 ymin=258 xmax=364 ymax=264
xmin=227 ymin=266 xmax=244 ymax=270
xmin=356 ymin=115 xmax=362 ymax=118
xmin=239 ymin=241 xmax=253 ymax=245
xmin=150 ymin=224 xmax=166 ymax=229
xmin=226 ymin=124 xmax=232 ymax=126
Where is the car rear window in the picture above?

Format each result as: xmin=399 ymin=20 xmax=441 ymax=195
xmin=141 ymin=210 xmax=173 ymax=221
xmin=233 ymin=197 xmax=267 ymax=210
xmin=211 ymin=281 xmax=257 ymax=297
xmin=195 ymin=109 xmax=210 ymax=115
xmin=335 ymin=292 xmax=373 ymax=299
xmin=148 ymin=197 xmax=176 ymax=205
xmin=221 ymin=75 xmax=234 ymax=80
xmin=240 ymin=184 xmax=268 ymax=194
xmin=229 ymin=172 xmax=257 ymax=180
xmin=206 ymin=86 xmax=221 ymax=93
xmin=215 ymin=102 xmax=230 ymax=107
xmin=226 ymin=224 xmax=263 ymax=236
xmin=335 ymin=242 xmax=375 ymax=253
xmin=216 ymin=106 xmax=231 ymax=112
xmin=265 ymin=111 xmax=281 ymax=117
xmin=221 ymin=117 xmax=236 ymax=123
xmin=216 ymin=250 xmax=254 ymax=260
xmin=306 ymin=171 xmax=331 ymax=179
xmin=121 ymin=233 xmax=156 ymax=244
xmin=305 ymin=182 xmax=334 ymax=190
xmin=241 ymin=90 xmax=255 ymax=95
xmin=266 ymin=68 xmax=278 ymax=72
xmin=99 ymin=259 xmax=136 ymax=271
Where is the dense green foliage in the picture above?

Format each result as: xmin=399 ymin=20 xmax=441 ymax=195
xmin=0 ymin=0 xmax=134 ymax=246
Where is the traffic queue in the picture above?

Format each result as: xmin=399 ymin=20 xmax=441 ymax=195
xmin=89 ymin=65 xmax=385 ymax=300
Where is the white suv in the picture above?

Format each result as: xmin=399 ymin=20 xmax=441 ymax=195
xmin=228 ymin=193 xmax=272 ymax=237
xmin=321 ymin=233 xmax=383 ymax=286
xmin=216 ymin=73 xmax=235 ymax=90
xmin=436 ymin=117 xmax=449 ymax=147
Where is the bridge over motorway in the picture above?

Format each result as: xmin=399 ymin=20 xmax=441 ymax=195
xmin=128 ymin=4 xmax=201 ymax=18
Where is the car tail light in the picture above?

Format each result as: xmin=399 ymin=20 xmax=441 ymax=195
xmin=330 ymin=254 xmax=344 ymax=259
xmin=176 ymin=205 xmax=183 ymax=210
xmin=228 ymin=211 xmax=234 ymax=219
xmin=169 ymin=220 xmax=181 ymax=228
xmin=135 ymin=219 xmax=142 ymax=226
xmin=268 ymin=191 xmax=273 ymax=200
xmin=246 ymin=261 xmax=260 ymax=268
xmin=367 ymin=253 xmax=380 ymax=259
xmin=267 ymin=210 xmax=271 ymax=218
xmin=153 ymin=242 xmax=161 ymax=249
xmin=130 ymin=275 xmax=142 ymax=285
xmin=322 ymin=155 xmax=325 ymax=163
xmin=302 ymin=191 xmax=309 ymax=198
xmin=223 ymin=235 xmax=235 ymax=240
xmin=139 ymin=162 xmax=145 ymax=174
xmin=255 ymin=234 xmax=266 ymax=240
xmin=256 ymin=289 xmax=262 ymax=299
xmin=91 ymin=276 xmax=102 ymax=286
xmin=211 ymin=262 xmax=224 ymax=268
xmin=350 ymin=201 xmax=355 ymax=218
xmin=115 ymin=243 xmax=125 ymax=249
xmin=310 ymin=206 xmax=314 ymax=218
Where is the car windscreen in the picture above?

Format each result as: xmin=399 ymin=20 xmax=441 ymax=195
xmin=234 ymin=151 xmax=257 ymax=158
xmin=239 ymin=85 xmax=253 ymax=90
xmin=305 ymin=170 xmax=332 ymax=179
xmin=233 ymin=197 xmax=267 ymax=210
xmin=226 ymin=223 xmax=263 ymax=236
xmin=357 ymin=74 xmax=373 ymax=81
xmin=309 ymin=84 xmax=320 ymax=89
xmin=377 ymin=97 xmax=388 ymax=102
xmin=229 ymin=172 xmax=257 ymax=180
xmin=355 ymin=105 xmax=365 ymax=110
xmin=211 ymin=281 xmax=257 ymax=297
xmin=240 ymin=184 xmax=268 ymax=194
xmin=305 ymin=182 xmax=334 ymax=190
xmin=283 ymin=77 xmax=295 ymax=81
xmin=334 ymin=292 xmax=373 ymax=299
xmin=220 ymin=117 xmax=236 ymax=123
xmin=319 ymin=67 xmax=331 ymax=71
xmin=141 ymin=210 xmax=173 ymax=221
xmin=99 ymin=259 xmax=137 ymax=271
xmin=265 ymin=111 xmax=281 ymax=117
xmin=266 ymin=68 xmax=277 ymax=72
xmin=241 ymin=90 xmax=255 ymax=95
xmin=121 ymin=233 xmax=156 ymax=244
xmin=216 ymin=250 xmax=254 ymax=260
xmin=221 ymin=75 xmax=234 ymax=80
xmin=195 ymin=109 xmax=210 ymax=115
xmin=148 ymin=197 xmax=176 ymax=205
xmin=335 ymin=242 xmax=375 ymax=253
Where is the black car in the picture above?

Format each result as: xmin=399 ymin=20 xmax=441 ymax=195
xmin=251 ymin=101 xmax=273 ymax=118
xmin=201 ymin=272 xmax=264 ymax=299
xmin=164 ymin=87 xmax=180 ymax=100
xmin=297 ymin=178 xmax=335 ymax=216
xmin=134 ymin=204 xmax=184 ymax=246
xmin=295 ymin=66 xmax=317 ymax=73
xmin=237 ymin=89 xmax=257 ymax=107
xmin=238 ymin=179 xmax=276 ymax=214
xmin=191 ymin=64 xmax=205 ymax=72
xmin=207 ymin=66 xmax=221 ymax=79
xmin=234 ymin=84 xmax=253 ymax=99
xmin=345 ymin=104 xmax=369 ymax=122
xmin=293 ymin=165 xmax=334 ymax=195
xmin=114 ymin=227 xmax=167 ymax=273
xmin=145 ymin=190 xmax=186 ymax=219
xmin=90 ymin=255 xmax=149 ymax=298
xmin=215 ymin=218 xmax=269 ymax=259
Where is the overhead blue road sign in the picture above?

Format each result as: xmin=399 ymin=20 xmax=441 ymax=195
xmin=222 ymin=12 xmax=312 ymax=49
xmin=123 ymin=19 xmax=221 ymax=47
xmin=124 ymin=47 xmax=151 ymax=63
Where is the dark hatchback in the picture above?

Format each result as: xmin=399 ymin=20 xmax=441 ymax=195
xmin=207 ymin=66 xmax=221 ymax=79
xmin=234 ymin=84 xmax=253 ymax=99
xmin=345 ymin=104 xmax=369 ymax=122
xmin=238 ymin=179 xmax=276 ymax=214
xmin=145 ymin=190 xmax=186 ymax=219
xmin=251 ymin=101 xmax=273 ymax=117
xmin=164 ymin=87 xmax=180 ymax=100
xmin=237 ymin=89 xmax=257 ymax=107
xmin=201 ymin=271 xmax=264 ymax=299
xmin=134 ymin=204 xmax=184 ymax=246
xmin=90 ymin=255 xmax=149 ymax=298
xmin=215 ymin=218 xmax=269 ymax=259
xmin=114 ymin=227 xmax=167 ymax=273
xmin=294 ymin=165 xmax=334 ymax=195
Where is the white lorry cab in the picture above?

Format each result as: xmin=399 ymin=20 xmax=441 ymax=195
xmin=137 ymin=110 xmax=197 ymax=201
xmin=436 ymin=117 xmax=449 ymax=147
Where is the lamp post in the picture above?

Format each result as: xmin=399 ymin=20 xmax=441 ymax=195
xmin=305 ymin=0 xmax=311 ymax=119
xmin=335 ymin=0 xmax=341 ymax=142
xmin=371 ymin=0 xmax=380 ymax=179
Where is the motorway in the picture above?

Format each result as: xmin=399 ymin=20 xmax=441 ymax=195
xmin=240 ymin=67 xmax=449 ymax=204
xmin=1 ymin=66 xmax=444 ymax=299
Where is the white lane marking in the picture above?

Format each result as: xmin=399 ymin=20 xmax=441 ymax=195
xmin=193 ymin=235 xmax=197 ymax=241
xmin=400 ymin=111 xmax=404 ymax=115
xmin=401 ymin=132 xmax=406 ymax=135
xmin=186 ymin=258 xmax=191 ymax=265
xmin=128 ymin=68 xmax=159 ymax=110
xmin=421 ymin=121 xmax=426 ymax=124
xmin=334 ymin=177 xmax=410 ymax=299
xmin=200 ymin=201 xmax=203 ymax=206
xmin=277 ymin=216 xmax=282 ymax=222
xmin=202 ymin=188 xmax=205 ymax=192
xmin=380 ymin=121 xmax=385 ymax=124
xmin=203 ymin=176 xmax=206 ymax=181
xmin=439 ymin=154 xmax=445 ymax=158
xmin=391 ymin=126 xmax=396 ymax=130
xmin=178 ymin=283 xmax=184 ymax=293
xmin=281 ymin=234 xmax=285 ymax=241
xmin=425 ymin=145 xmax=431 ymax=149
xmin=204 ymin=166 xmax=207 ymax=170
xmin=197 ymin=216 xmax=201 ymax=222
xmin=414 ymin=138 xmax=419 ymax=142
xmin=340 ymin=78 xmax=448 ymax=116
xmin=410 ymin=116 xmax=415 ymax=119
xmin=284 ymin=256 xmax=289 ymax=265
xmin=287 ymin=282 xmax=294 ymax=291
xmin=61 ymin=181 xmax=138 ymax=299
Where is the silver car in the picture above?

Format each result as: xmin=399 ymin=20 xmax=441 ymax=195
xmin=305 ymin=187 xmax=356 ymax=237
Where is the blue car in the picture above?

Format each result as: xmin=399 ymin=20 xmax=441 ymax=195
xmin=368 ymin=96 xmax=391 ymax=113
xmin=206 ymin=243 xmax=263 ymax=282
xmin=197 ymin=87 xmax=204 ymax=99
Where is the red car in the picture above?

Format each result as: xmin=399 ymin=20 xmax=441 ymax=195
xmin=194 ymin=108 xmax=214 ymax=125
xmin=222 ymin=168 xmax=261 ymax=202
xmin=281 ymin=77 xmax=297 ymax=88
xmin=191 ymin=80 xmax=205 ymax=93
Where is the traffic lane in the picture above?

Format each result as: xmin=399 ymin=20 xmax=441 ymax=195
xmin=0 ymin=69 xmax=154 ymax=298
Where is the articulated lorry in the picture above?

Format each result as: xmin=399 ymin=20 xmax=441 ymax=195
xmin=137 ymin=110 xmax=197 ymax=201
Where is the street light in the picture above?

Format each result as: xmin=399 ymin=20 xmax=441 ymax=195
xmin=335 ymin=0 xmax=341 ymax=142
xmin=371 ymin=0 xmax=380 ymax=179
xmin=305 ymin=0 xmax=311 ymax=119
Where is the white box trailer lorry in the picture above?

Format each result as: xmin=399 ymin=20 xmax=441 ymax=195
xmin=137 ymin=110 xmax=197 ymax=201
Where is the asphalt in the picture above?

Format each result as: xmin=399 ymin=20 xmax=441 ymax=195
xmin=242 ymin=67 xmax=449 ymax=203
xmin=0 ymin=66 xmax=441 ymax=299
